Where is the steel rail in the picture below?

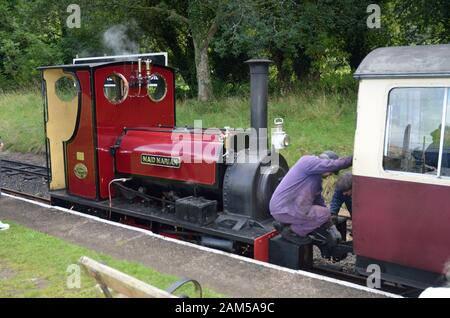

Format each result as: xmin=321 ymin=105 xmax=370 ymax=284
xmin=1 ymin=159 xmax=48 ymax=178
xmin=312 ymin=265 xmax=422 ymax=297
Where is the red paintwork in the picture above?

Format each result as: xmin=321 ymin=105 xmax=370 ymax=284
xmin=254 ymin=230 xmax=278 ymax=262
xmin=94 ymin=64 xmax=175 ymax=198
xmin=120 ymin=216 xmax=151 ymax=230
xmin=353 ymin=175 xmax=450 ymax=274
xmin=115 ymin=129 xmax=223 ymax=185
xmin=66 ymin=70 xmax=97 ymax=199
xmin=159 ymin=232 xmax=180 ymax=240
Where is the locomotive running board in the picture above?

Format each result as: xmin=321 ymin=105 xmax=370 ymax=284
xmin=49 ymin=190 xmax=275 ymax=259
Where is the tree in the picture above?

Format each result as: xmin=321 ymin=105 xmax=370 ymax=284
xmin=110 ymin=0 xmax=241 ymax=101
xmin=215 ymin=0 xmax=306 ymax=91
xmin=0 ymin=0 xmax=65 ymax=89
xmin=59 ymin=0 xmax=239 ymax=100
xmin=2 ymin=0 xmax=450 ymax=94
xmin=382 ymin=0 xmax=450 ymax=45
xmin=215 ymin=0 xmax=380 ymax=91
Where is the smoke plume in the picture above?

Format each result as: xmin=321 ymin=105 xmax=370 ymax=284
xmin=103 ymin=24 xmax=139 ymax=55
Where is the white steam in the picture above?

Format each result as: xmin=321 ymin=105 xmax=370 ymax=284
xmin=103 ymin=24 xmax=139 ymax=55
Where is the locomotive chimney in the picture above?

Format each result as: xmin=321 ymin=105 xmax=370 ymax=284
xmin=245 ymin=59 xmax=271 ymax=150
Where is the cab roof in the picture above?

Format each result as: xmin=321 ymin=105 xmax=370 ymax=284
xmin=38 ymin=60 xmax=174 ymax=71
xmin=354 ymin=44 xmax=450 ymax=79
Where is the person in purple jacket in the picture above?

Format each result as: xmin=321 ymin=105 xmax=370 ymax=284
xmin=270 ymin=150 xmax=352 ymax=245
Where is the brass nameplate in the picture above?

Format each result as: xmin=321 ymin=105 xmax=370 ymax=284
xmin=141 ymin=154 xmax=181 ymax=168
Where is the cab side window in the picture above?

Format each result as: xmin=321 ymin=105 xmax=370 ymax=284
xmin=384 ymin=87 xmax=449 ymax=176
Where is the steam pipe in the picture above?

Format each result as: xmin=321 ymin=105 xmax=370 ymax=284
xmin=108 ymin=177 xmax=132 ymax=218
xmin=145 ymin=59 xmax=151 ymax=82
xmin=137 ymin=58 xmax=143 ymax=95
xmin=245 ymin=59 xmax=272 ymax=150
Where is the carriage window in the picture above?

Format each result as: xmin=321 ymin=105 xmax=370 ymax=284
xmin=384 ymin=88 xmax=448 ymax=175
xmin=440 ymin=95 xmax=450 ymax=176
xmin=147 ymin=74 xmax=167 ymax=102
xmin=104 ymin=73 xmax=129 ymax=104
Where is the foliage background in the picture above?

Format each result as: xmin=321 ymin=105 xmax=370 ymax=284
xmin=0 ymin=0 xmax=448 ymax=96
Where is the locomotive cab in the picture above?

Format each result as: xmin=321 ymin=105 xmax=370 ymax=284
xmin=353 ymin=44 xmax=450 ymax=288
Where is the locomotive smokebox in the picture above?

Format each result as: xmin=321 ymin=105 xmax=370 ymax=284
xmin=246 ymin=59 xmax=271 ymax=149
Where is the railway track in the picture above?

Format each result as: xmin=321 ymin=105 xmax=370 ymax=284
xmin=312 ymin=265 xmax=422 ymax=297
xmin=1 ymin=159 xmax=49 ymax=180
xmin=1 ymin=159 xmax=50 ymax=203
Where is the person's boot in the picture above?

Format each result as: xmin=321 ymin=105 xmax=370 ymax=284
xmin=273 ymin=221 xmax=311 ymax=245
xmin=308 ymin=225 xmax=341 ymax=260
xmin=273 ymin=221 xmax=286 ymax=233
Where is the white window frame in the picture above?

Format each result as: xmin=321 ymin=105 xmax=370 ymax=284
xmin=383 ymin=86 xmax=450 ymax=178
xmin=436 ymin=88 xmax=449 ymax=177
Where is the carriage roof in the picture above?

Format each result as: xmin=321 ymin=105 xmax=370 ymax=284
xmin=354 ymin=44 xmax=450 ymax=79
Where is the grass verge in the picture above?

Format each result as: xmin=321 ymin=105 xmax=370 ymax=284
xmin=0 ymin=221 xmax=223 ymax=298
xmin=0 ymin=91 xmax=45 ymax=153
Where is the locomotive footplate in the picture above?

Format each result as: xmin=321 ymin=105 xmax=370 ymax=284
xmin=49 ymin=190 xmax=276 ymax=260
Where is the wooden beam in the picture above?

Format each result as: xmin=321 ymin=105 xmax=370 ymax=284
xmin=79 ymin=256 xmax=177 ymax=298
